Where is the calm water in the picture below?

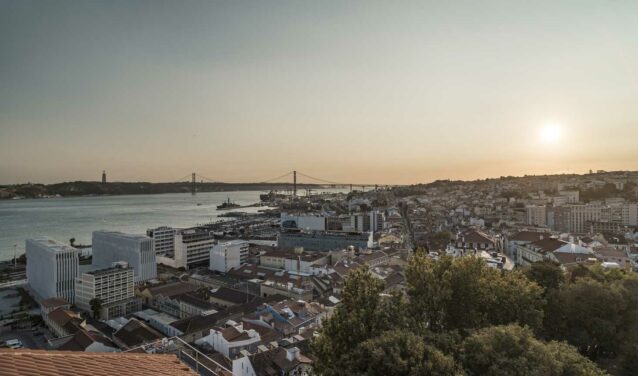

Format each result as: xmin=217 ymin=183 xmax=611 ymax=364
xmin=0 ymin=191 xmax=273 ymax=261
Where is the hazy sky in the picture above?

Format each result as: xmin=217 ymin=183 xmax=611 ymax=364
xmin=1 ymin=1 xmax=637 ymax=185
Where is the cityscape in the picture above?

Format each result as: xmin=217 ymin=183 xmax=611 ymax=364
xmin=2 ymin=1 xmax=638 ymax=376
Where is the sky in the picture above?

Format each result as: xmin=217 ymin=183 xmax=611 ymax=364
xmin=1 ymin=0 xmax=638 ymax=185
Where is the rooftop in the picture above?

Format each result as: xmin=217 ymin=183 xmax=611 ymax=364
xmin=0 ymin=349 xmax=196 ymax=376
xmin=27 ymin=237 xmax=77 ymax=253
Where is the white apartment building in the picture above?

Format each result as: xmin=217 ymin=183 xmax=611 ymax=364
xmin=146 ymin=226 xmax=177 ymax=256
xmin=210 ymin=240 xmax=249 ymax=272
xmin=92 ymin=231 xmax=156 ymax=283
xmin=525 ymin=205 xmax=547 ymax=227
xmin=553 ymin=202 xmax=637 ymax=233
xmin=75 ymin=262 xmax=138 ymax=319
xmin=26 ymin=238 xmax=79 ymax=302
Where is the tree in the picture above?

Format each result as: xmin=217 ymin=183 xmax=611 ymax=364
xmin=543 ymin=277 xmax=635 ymax=359
xmin=524 ymin=261 xmax=565 ymax=293
xmin=460 ymin=325 xmax=607 ymax=376
xmin=312 ymin=269 xmax=388 ymax=375
xmin=89 ymin=298 xmax=102 ymax=318
xmin=406 ymin=255 xmax=544 ymax=333
xmin=348 ymin=330 xmax=463 ymax=376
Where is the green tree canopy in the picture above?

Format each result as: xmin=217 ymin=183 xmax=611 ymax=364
xmin=349 ymin=330 xmax=463 ymax=376
xmin=524 ymin=261 xmax=565 ymax=292
xmin=460 ymin=325 xmax=607 ymax=376
xmin=406 ymin=255 xmax=545 ymax=333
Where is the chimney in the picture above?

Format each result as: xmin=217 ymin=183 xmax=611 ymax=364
xmin=286 ymin=347 xmax=300 ymax=362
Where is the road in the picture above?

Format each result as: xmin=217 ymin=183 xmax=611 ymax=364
xmin=1 ymin=328 xmax=50 ymax=349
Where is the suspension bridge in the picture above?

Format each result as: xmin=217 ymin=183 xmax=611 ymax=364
xmin=170 ymin=170 xmax=393 ymax=195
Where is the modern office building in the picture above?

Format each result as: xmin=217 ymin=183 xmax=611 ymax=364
xmin=146 ymin=226 xmax=177 ymax=256
xmin=26 ymin=237 xmax=79 ymax=302
xmin=160 ymin=227 xmax=215 ymax=270
xmin=92 ymin=231 xmax=156 ymax=283
xmin=278 ymin=229 xmax=373 ymax=251
xmin=210 ymin=240 xmax=249 ymax=272
xmin=75 ymin=262 xmax=140 ymax=319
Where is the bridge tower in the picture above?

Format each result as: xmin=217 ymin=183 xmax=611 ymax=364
xmin=293 ymin=170 xmax=297 ymax=197
xmin=191 ymin=173 xmax=196 ymax=195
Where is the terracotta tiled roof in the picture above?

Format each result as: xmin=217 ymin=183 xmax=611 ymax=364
xmin=113 ymin=318 xmax=163 ymax=348
xmin=57 ymin=329 xmax=117 ymax=352
xmin=0 ymin=349 xmax=196 ymax=376
xmin=510 ymin=231 xmax=548 ymax=242
xmin=530 ymin=238 xmax=566 ymax=253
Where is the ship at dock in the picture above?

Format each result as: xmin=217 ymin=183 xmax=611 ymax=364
xmin=216 ymin=197 xmax=240 ymax=210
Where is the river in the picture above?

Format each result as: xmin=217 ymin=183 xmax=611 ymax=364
xmin=0 ymin=190 xmax=284 ymax=261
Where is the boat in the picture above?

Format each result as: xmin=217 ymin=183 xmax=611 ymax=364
xmin=217 ymin=197 xmax=240 ymax=210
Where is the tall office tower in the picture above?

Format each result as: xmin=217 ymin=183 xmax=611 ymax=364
xmin=92 ymin=231 xmax=156 ymax=283
xmin=26 ymin=237 xmax=79 ymax=302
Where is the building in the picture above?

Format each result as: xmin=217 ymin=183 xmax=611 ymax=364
xmin=210 ymin=240 xmax=249 ymax=272
xmin=74 ymin=262 xmax=140 ymax=320
xmin=197 ymin=323 xmax=261 ymax=358
xmin=558 ymin=190 xmax=579 ymax=203
xmin=146 ymin=226 xmax=177 ymax=256
xmin=101 ymin=170 xmax=106 ymax=184
xmin=553 ymin=203 xmax=603 ymax=233
xmin=525 ymin=205 xmax=547 ymax=227
xmin=92 ymin=231 xmax=156 ymax=283
xmin=278 ymin=229 xmax=373 ymax=251
xmin=553 ymin=202 xmax=638 ymax=233
xmin=158 ymin=227 xmax=215 ymax=270
xmin=26 ymin=237 xmax=79 ymax=302
xmin=281 ymin=213 xmax=327 ymax=231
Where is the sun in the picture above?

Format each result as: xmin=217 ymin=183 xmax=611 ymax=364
xmin=540 ymin=123 xmax=562 ymax=144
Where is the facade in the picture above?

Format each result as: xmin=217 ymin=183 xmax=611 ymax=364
xmin=146 ymin=226 xmax=177 ymax=256
xmin=553 ymin=202 xmax=637 ymax=233
xmin=558 ymin=190 xmax=580 ymax=203
xmin=553 ymin=204 xmax=603 ymax=233
xmin=210 ymin=240 xmax=249 ymax=272
xmin=75 ymin=262 xmax=139 ymax=319
xmin=92 ymin=231 xmax=156 ymax=283
xmin=525 ymin=205 xmax=547 ymax=227
xmin=26 ymin=237 xmax=79 ymax=302
xmin=173 ymin=228 xmax=215 ymax=269
xmin=278 ymin=230 xmax=373 ymax=251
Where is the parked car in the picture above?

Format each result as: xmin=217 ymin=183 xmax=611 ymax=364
xmin=5 ymin=339 xmax=23 ymax=349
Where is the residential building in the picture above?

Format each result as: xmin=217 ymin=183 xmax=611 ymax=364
xmin=525 ymin=205 xmax=547 ymax=227
xmin=197 ymin=323 xmax=261 ymax=358
xmin=210 ymin=240 xmax=249 ymax=272
xmin=559 ymin=190 xmax=580 ymax=203
xmin=74 ymin=262 xmax=140 ymax=320
xmin=26 ymin=237 xmax=79 ymax=302
xmin=92 ymin=231 xmax=156 ymax=283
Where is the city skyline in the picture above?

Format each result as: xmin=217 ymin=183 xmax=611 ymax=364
xmin=2 ymin=1 xmax=638 ymax=185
